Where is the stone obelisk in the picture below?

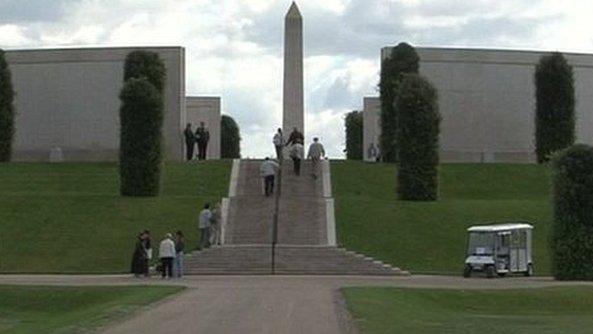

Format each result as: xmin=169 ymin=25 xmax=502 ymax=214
xmin=283 ymin=2 xmax=304 ymax=138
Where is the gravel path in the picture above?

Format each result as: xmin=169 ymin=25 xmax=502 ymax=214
xmin=2 ymin=274 xmax=592 ymax=334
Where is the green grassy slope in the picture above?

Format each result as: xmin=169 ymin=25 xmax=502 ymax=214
xmin=332 ymin=161 xmax=551 ymax=274
xmin=343 ymin=287 xmax=593 ymax=334
xmin=0 ymin=285 xmax=182 ymax=333
xmin=0 ymin=162 xmax=230 ymax=273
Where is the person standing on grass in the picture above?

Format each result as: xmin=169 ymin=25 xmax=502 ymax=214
xmin=260 ymin=157 xmax=280 ymax=197
xmin=289 ymin=141 xmax=304 ymax=176
xmin=209 ymin=202 xmax=222 ymax=246
xmin=198 ymin=203 xmax=213 ymax=249
xmin=273 ymin=128 xmax=285 ymax=160
xmin=183 ymin=123 xmax=195 ymax=162
xmin=307 ymin=137 xmax=326 ymax=179
xmin=159 ymin=233 xmax=176 ymax=279
xmin=195 ymin=122 xmax=210 ymax=160
xmin=131 ymin=232 xmax=148 ymax=278
xmin=173 ymin=231 xmax=185 ymax=278
xmin=285 ymin=127 xmax=304 ymax=147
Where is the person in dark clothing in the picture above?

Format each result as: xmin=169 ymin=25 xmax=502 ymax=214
xmin=131 ymin=232 xmax=148 ymax=277
xmin=195 ymin=122 xmax=210 ymax=160
xmin=183 ymin=123 xmax=195 ymax=161
xmin=285 ymin=127 xmax=304 ymax=147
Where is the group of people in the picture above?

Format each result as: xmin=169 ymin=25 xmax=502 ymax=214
xmin=130 ymin=202 xmax=221 ymax=279
xmin=131 ymin=230 xmax=185 ymax=279
xmin=184 ymin=122 xmax=210 ymax=161
xmin=260 ymin=127 xmax=326 ymax=196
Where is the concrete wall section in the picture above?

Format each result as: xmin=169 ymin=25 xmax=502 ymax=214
xmin=375 ymin=47 xmax=593 ymax=163
xmin=6 ymin=46 xmax=185 ymax=162
xmin=362 ymin=97 xmax=381 ymax=162
xmin=186 ymin=96 xmax=221 ymax=159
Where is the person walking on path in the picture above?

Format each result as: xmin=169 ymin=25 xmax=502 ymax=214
xmin=159 ymin=233 xmax=176 ymax=279
xmin=195 ymin=122 xmax=210 ymax=160
xmin=198 ymin=203 xmax=213 ymax=249
xmin=130 ymin=232 xmax=148 ymax=277
xmin=209 ymin=202 xmax=222 ymax=246
xmin=173 ymin=231 xmax=185 ymax=278
xmin=307 ymin=137 xmax=326 ymax=179
xmin=285 ymin=127 xmax=304 ymax=147
xmin=260 ymin=157 xmax=280 ymax=197
xmin=273 ymin=128 xmax=285 ymax=160
xmin=183 ymin=123 xmax=195 ymax=162
xmin=289 ymin=141 xmax=304 ymax=176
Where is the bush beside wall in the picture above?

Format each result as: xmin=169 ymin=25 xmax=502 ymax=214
xmin=221 ymin=115 xmax=241 ymax=159
xmin=345 ymin=111 xmax=363 ymax=160
xmin=396 ymin=74 xmax=440 ymax=201
xmin=0 ymin=50 xmax=15 ymax=162
xmin=535 ymin=52 xmax=575 ymax=163
xmin=551 ymin=144 xmax=593 ymax=280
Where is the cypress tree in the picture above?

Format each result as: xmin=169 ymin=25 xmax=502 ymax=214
xmin=397 ymin=74 xmax=440 ymax=201
xmin=535 ymin=52 xmax=575 ymax=163
xmin=0 ymin=49 xmax=15 ymax=162
xmin=119 ymin=78 xmax=164 ymax=196
xmin=551 ymin=144 xmax=593 ymax=280
xmin=379 ymin=42 xmax=419 ymax=163
xmin=344 ymin=111 xmax=363 ymax=160
xmin=221 ymin=115 xmax=241 ymax=159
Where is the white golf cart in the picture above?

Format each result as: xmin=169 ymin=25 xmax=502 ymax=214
xmin=463 ymin=223 xmax=533 ymax=278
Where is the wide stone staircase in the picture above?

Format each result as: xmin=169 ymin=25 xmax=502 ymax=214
xmin=184 ymin=159 xmax=407 ymax=275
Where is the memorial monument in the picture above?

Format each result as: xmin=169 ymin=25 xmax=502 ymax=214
xmin=282 ymin=2 xmax=304 ymax=137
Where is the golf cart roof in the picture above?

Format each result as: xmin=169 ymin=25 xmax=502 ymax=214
xmin=467 ymin=223 xmax=533 ymax=232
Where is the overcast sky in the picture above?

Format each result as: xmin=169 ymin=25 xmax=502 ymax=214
xmin=2 ymin=0 xmax=593 ymax=158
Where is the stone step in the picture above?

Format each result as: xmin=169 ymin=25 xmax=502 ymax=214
xmin=184 ymin=245 xmax=408 ymax=276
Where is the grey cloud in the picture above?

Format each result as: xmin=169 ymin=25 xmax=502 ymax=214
xmin=0 ymin=0 xmax=75 ymax=24
xmin=243 ymin=0 xmax=556 ymax=59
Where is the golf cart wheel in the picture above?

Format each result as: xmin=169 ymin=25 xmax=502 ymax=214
xmin=497 ymin=272 xmax=507 ymax=277
xmin=486 ymin=265 xmax=496 ymax=278
xmin=524 ymin=264 xmax=533 ymax=277
xmin=463 ymin=265 xmax=472 ymax=278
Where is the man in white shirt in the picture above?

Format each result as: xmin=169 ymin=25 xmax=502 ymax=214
xmin=307 ymin=137 xmax=326 ymax=179
xmin=198 ymin=204 xmax=213 ymax=249
xmin=159 ymin=233 xmax=176 ymax=279
xmin=260 ymin=157 xmax=280 ymax=196
xmin=273 ymin=128 xmax=285 ymax=160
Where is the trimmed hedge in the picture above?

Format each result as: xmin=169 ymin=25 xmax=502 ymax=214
xmin=119 ymin=78 xmax=164 ymax=196
xmin=551 ymin=144 xmax=593 ymax=280
xmin=0 ymin=49 xmax=15 ymax=162
xmin=396 ymin=74 xmax=440 ymax=201
xmin=124 ymin=51 xmax=166 ymax=93
xmin=379 ymin=42 xmax=419 ymax=163
xmin=535 ymin=52 xmax=575 ymax=163
xmin=221 ymin=115 xmax=241 ymax=159
xmin=344 ymin=111 xmax=363 ymax=160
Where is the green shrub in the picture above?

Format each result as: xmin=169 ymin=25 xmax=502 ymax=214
xmin=124 ymin=51 xmax=166 ymax=93
xmin=551 ymin=144 xmax=593 ymax=280
xmin=221 ymin=115 xmax=241 ymax=159
xmin=0 ymin=50 xmax=15 ymax=162
xmin=379 ymin=42 xmax=419 ymax=163
xmin=119 ymin=78 xmax=164 ymax=196
xmin=396 ymin=74 xmax=440 ymax=201
xmin=535 ymin=52 xmax=575 ymax=163
xmin=344 ymin=111 xmax=363 ymax=160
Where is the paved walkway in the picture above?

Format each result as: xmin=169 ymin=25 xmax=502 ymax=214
xmin=2 ymin=275 xmax=592 ymax=334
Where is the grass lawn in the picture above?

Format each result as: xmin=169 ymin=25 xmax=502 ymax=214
xmin=332 ymin=161 xmax=552 ymax=275
xmin=0 ymin=161 xmax=230 ymax=273
xmin=0 ymin=285 xmax=182 ymax=333
xmin=343 ymin=287 xmax=593 ymax=334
